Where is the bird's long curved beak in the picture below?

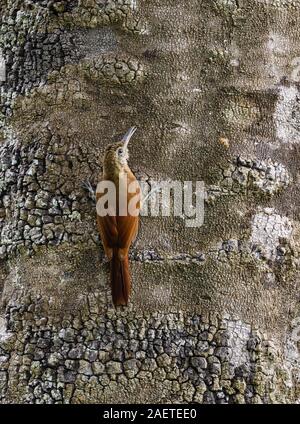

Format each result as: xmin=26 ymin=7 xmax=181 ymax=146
xmin=122 ymin=126 xmax=137 ymax=149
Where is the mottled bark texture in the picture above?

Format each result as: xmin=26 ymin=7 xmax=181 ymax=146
xmin=0 ymin=0 xmax=300 ymax=404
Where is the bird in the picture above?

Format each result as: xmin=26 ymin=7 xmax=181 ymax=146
xmin=96 ymin=127 xmax=141 ymax=306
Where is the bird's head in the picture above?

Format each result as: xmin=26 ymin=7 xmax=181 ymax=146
xmin=103 ymin=127 xmax=137 ymax=174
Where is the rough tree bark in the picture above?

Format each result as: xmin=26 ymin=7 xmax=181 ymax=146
xmin=0 ymin=0 xmax=300 ymax=404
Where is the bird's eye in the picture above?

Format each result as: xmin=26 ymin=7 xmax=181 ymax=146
xmin=118 ymin=148 xmax=123 ymax=156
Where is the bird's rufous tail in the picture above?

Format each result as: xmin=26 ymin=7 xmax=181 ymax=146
xmin=110 ymin=248 xmax=130 ymax=306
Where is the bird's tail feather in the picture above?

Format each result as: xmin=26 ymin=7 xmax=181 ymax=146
xmin=110 ymin=248 xmax=130 ymax=306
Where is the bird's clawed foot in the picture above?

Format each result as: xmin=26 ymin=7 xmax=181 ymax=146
xmin=82 ymin=179 xmax=96 ymax=202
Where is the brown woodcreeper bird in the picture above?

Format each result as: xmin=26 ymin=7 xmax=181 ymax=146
xmin=96 ymin=127 xmax=141 ymax=306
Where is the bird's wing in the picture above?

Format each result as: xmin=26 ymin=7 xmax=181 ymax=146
xmin=96 ymin=174 xmax=140 ymax=257
xmin=117 ymin=177 xmax=140 ymax=250
xmin=117 ymin=215 xmax=139 ymax=249
xmin=96 ymin=190 xmax=118 ymax=259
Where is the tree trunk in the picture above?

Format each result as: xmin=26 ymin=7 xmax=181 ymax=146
xmin=0 ymin=0 xmax=299 ymax=404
